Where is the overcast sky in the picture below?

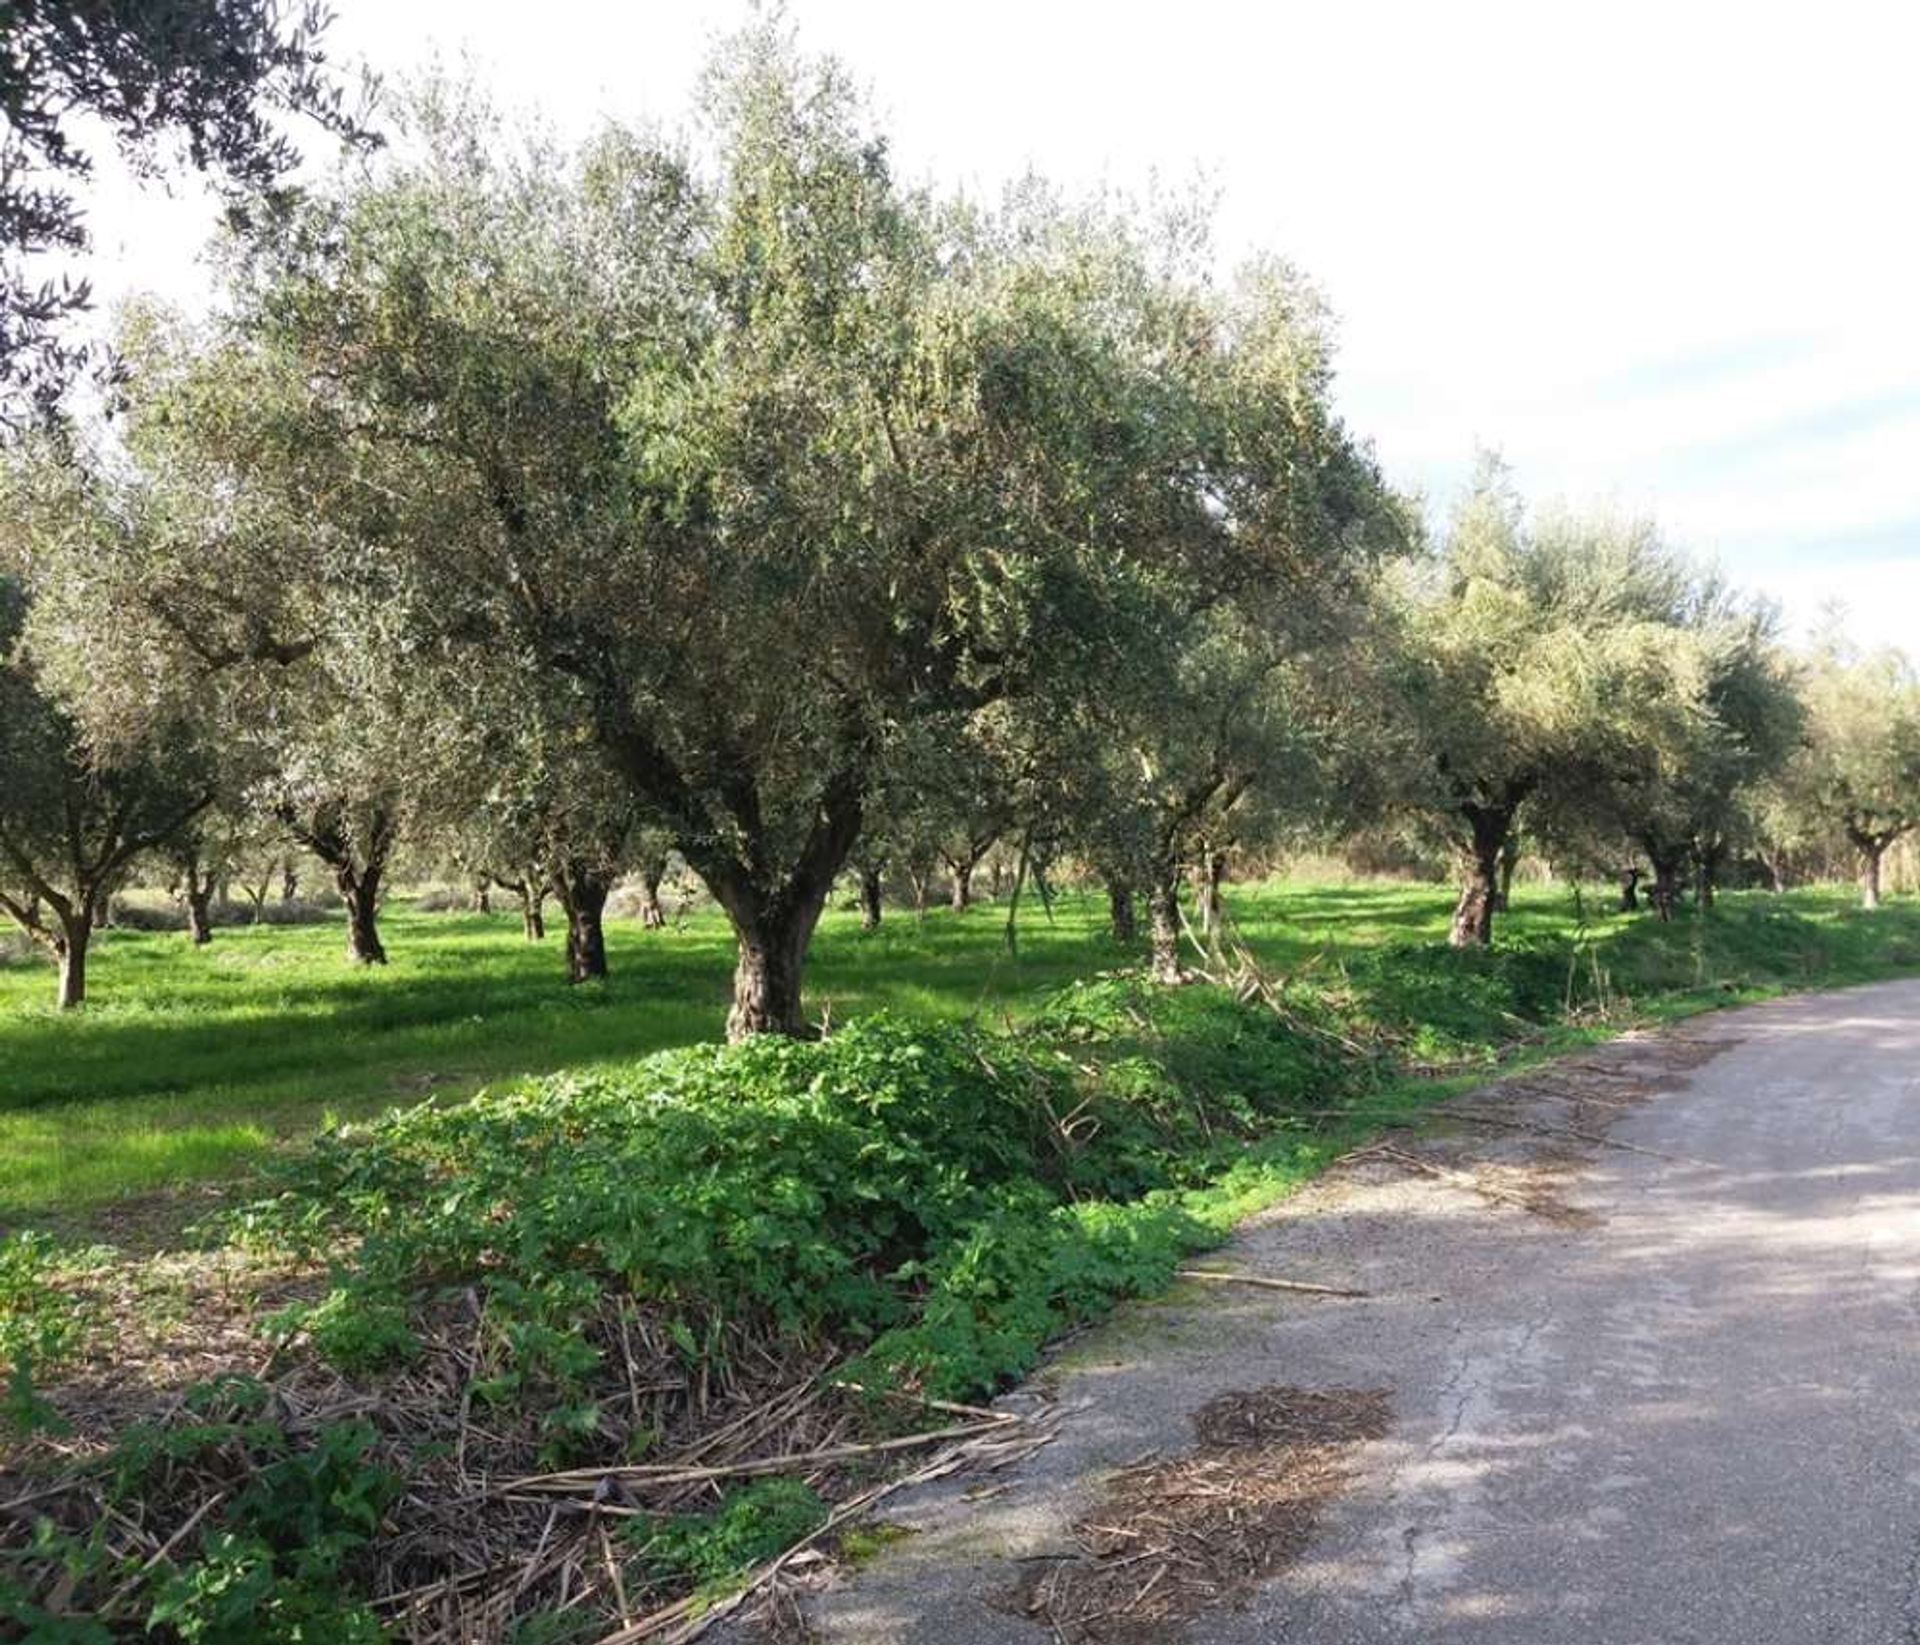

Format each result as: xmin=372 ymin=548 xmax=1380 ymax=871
xmin=78 ymin=0 xmax=1920 ymax=650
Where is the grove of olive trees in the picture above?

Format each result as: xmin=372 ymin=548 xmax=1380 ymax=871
xmin=1 ymin=25 xmax=1914 ymax=1016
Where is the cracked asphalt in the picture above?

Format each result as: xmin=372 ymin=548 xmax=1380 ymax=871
xmin=777 ymin=978 xmax=1920 ymax=1644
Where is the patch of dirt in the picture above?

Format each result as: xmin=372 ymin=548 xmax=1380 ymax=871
xmin=1001 ymin=1386 xmax=1392 ymax=1642
xmin=2 ymin=1178 xmax=247 ymax=1253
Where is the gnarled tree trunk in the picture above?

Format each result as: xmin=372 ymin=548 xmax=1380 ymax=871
xmin=54 ymin=905 xmax=91 ymax=1010
xmin=1493 ymin=835 xmax=1519 ymax=913
xmin=1106 ymin=875 xmax=1137 ymax=943
xmin=173 ymin=844 xmax=218 ymax=947
xmin=1193 ymin=849 xmax=1226 ymax=941
xmin=857 ymin=865 xmax=883 ymax=931
xmin=587 ymin=698 xmax=864 ymax=1038
xmin=679 ymin=777 xmax=864 ymax=1041
xmin=184 ymin=886 xmax=213 ymax=945
xmin=495 ymin=872 xmax=546 ymax=939
xmin=637 ymin=852 xmax=668 ymax=930
xmin=1847 ymin=822 xmax=1911 ymax=911
xmin=553 ymin=861 xmax=611 ymax=983
xmin=341 ymin=868 xmax=387 ymax=964
xmin=1146 ymin=867 xmax=1185 ymax=984
xmin=1860 ymin=842 xmax=1885 ymax=911
xmin=1647 ymin=853 xmax=1686 ymax=922
xmin=1449 ymin=805 xmax=1512 ymax=949
xmin=283 ymin=803 xmax=397 ymax=966
xmin=726 ymin=905 xmax=816 ymax=1038
xmin=1618 ymin=866 xmax=1641 ymax=914
xmin=947 ymin=857 xmax=974 ymax=912
xmin=1694 ymin=836 xmax=1725 ymax=912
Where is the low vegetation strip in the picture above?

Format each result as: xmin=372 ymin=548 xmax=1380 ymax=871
xmin=8 ymin=881 xmax=1917 ymax=1223
xmin=5 ymin=889 xmax=1920 ymax=1640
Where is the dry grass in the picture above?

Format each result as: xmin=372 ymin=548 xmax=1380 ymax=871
xmin=1 ymin=1262 xmax=1056 ymax=1645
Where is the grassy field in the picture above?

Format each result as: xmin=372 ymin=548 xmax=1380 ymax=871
xmin=4 ymin=880 xmax=1918 ymax=1222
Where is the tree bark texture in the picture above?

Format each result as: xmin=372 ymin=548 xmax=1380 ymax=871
xmin=637 ymin=857 xmax=668 ymax=930
xmin=1449 ymin=806 xmax=1511 ymax=949
xmin=858 ymin=866 xmax=883 ymax=931
xmin=1194 ymin=850 xmax=1226 ymax=940
xmin=1694 ymin=838 xmax=1725 ymax=912
xmin=1493 ymin=835 xmax=1519 ymax=913
xmin=1648 ymin=855 xmax=1685 ymax=923
xmin=1861 ymin=844 xmax=1885 ymax=911
xmin=55 ymin=908 xmax=90 ymax=1009
xmin=553 ymin=861 xmax=611 ymax=983
xmin=1146 ymin=870 xmax=1185 ymax=984
xmin=1107 ymin=876 xmax=1137 ymax=944
xmin=342 ymin=874 xmax=387 ymax=964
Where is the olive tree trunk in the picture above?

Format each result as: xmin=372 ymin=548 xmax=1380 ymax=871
xmin=858 ymin=865 xmax=883 ymax=931
xmin=1106 ymin=876 xmax=1137 ymax=943
xmin=1493 ymin=835 xmax=1519 ymax=913
xmin=681 ymin=779 xmax=864 ymax=1041
xmin=494 ymin=872 xmax=545 ymax=939
xmin=1618 ymin=866 xmax=1641 ymax=914
xmin=1193 ymin=850 xmax=1226 ymax=940
xmin=725 ymin=907 xmax=817 ymax=1038
xmin=55 ymin=907 xmax=91 ymax=1010
xmin=1694 ymin=838 xmax=1725 ymax=912
xmin=553 ymin=862 xmax=611 ymax=983
xmin=1647 ymin=854 xmax=1686 ymax=922
xmin=1449 ymin=806 xmax=1512 ymax=949
xmin=589 ymin=708 xmax=864 ymax=1039
xmin=282 ymin=803 xmax=396 ymax=966
xmin=1861 ymin=842 xmax=1886 ymax=911
xmin=341 ymin=870 xmax=387 ymax=964
xmin=184 ymin=886 xmax=213 ymax=945
xmin=637 ymin=857 xmax=667 ymax=930
xmin=1146 ymin=869 xmax=1185 ymax=984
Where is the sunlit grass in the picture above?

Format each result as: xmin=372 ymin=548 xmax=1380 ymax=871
xmin=3 ymin=880 xmax=1917 ymax=1220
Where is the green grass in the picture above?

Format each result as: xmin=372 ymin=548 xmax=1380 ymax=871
xmin=3 ymin=880 xmax=1918 ymax=1222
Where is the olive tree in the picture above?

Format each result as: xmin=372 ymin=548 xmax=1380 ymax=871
xmin=0 ymin=452 xmax=214 ymax=1004
xmin=1591 ymin=598 xmax=1801 ymax=917
xmin=422 ymin=663 xmax=639 ymax=982
xmin=1384 ymin=464 xmax=1710 ymax=946
xmin=1785 ymin=644 xmax=1920 ymax=908
xmin=158 ymin=37 xmax=1332 ymax=1036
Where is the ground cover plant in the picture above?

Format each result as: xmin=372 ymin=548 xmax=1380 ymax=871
xmin=4 ymin=879 xmax=1920 ymax=1639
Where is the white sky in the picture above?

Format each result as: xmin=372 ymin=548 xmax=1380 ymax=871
xmin=78 ymin=0 xmax=1920 ymax=651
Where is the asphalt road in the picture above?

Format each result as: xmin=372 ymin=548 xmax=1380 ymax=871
xmin=787 ymin=979 xmax=1920 ymax=1645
